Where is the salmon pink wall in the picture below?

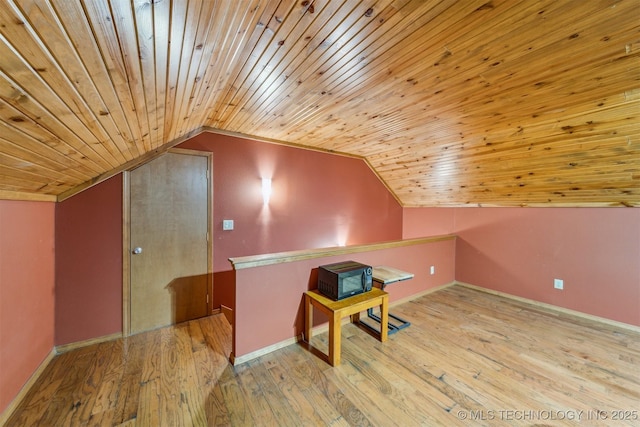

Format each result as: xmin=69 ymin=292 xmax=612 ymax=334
xmin=51 ymin=131 xmax=401 ymax=346
xmin=0 ymin=200 xmax=55 ymax=415
xmin=403 ymin=207 xmax=640 ymax=327
xmin=55 ymin=175 xmax=123 ymax=345
xmin=403 ymin=207 xmax=456 ymax=238
xmin=233 ymin=238 xmax=455 ymax=358
xmin=181 ymin=132 xmax=403 ymax=268
xmin=180 ymin=132 xmax=403 ymax=308
xmin=455 ymin=208 xmax=640 ymax=326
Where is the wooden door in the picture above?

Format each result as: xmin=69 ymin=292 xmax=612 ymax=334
xmin=129 ymin=151 xmax=210 ymax=334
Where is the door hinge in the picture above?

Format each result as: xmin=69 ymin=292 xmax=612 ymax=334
xmin=206 ymin=294 xmax=209 ymax=304
xmin=206 ymin=232 xmax=210 ymax=242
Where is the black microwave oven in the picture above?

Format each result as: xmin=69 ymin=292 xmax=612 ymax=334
xmin=317 ymin=261 xmax=373 ymax=300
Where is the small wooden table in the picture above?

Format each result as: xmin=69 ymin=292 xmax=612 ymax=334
xmin=304 ymin=288 xmax=388 ymax=366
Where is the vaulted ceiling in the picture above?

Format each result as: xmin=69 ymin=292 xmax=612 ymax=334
xmin=1 ymin=0 xmax=638 ymax=206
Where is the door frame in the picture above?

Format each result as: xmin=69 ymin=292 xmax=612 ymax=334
xmin=122 ymin=148 xmax=213 ymax=336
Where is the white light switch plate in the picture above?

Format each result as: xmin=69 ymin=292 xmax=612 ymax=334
xmin=222 ymin=219 xmax=234 ymax=230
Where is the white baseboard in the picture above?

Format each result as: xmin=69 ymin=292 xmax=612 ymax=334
xmin=220 ymin=305 xmax=233 ymax=326
xmin=230 ymin=335 xmax=299 ymax=365
xmin=0 ymin=348 xmax=56 ymax=426
xmin=455 ymin=281 xmax=640 ymax=333
xmin=55 ymin=332 xmax=122 ymax=354
xmin=388 ymin=282 xmax=455 ymax=307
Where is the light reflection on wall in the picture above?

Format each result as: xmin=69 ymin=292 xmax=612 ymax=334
xmin=261 ymin=178 xmax=272 ymax=205
xmin=258 ymin=151 xmax=275 ymax=223
xmin=258 ymin=158 xmax=274 ymax=252
xmin=259 ymin=177 xmax=272 ymax=239
xmin=336 ymin=220 xmax=349 ymax=247
xmin=313 ymin=216 xmax=350 ymax=248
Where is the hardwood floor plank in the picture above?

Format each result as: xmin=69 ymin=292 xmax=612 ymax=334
xmin=343 ymin=332 xmax=470 ymax=426
xmin=174 ymin=386 xmax=208 ymax=427
xmin=395 ymin=287 xmax=640 ymax=422
xmin=139 ymin=328 xmax=161 ymax=384
xmin=4 ymin=351 xmax=69 ymax=426
xmin=404 ymin=314 xmax=565 ymax=411
xmin=277 ymin=345 xmax=351 ymax=426
xmin=290 ymin=345 xmax=377 ymax=427
xmin=6 ymin=289 xmax=639 ymax=427
xmin=202 ymin=382 xmax=232 ymax=426
xmin=399 ymin=294 xmax=591 ymax=408
xmin=110 ymin=332 xmax=149 ymax=425
xmin=192 ymin=326 xmax=232 ymax=425
xmin=90 ymin=338 xmax=125 ymax=418
xmin=187 ymin=318 xmax=208 ymax=353
xmin=219 ymin=373 xmax=258 ymax=426
xmin=234 ymin=358 xmax=291 ymax=426
xmin=36 ymin=347 xmax=99 ymax=426
xmin=174 ymin=324 xmax=208 ymax=426
xmin=136 ymin=379 xmax=161 ymax=426
xmin=352 ymin=329 xmax=489 ymax=424
xmin=158 ymin=325 xmax=188 ymax=426
xmin=267 ymin=361 xmax=330 ymax=426
xmin=71 ymin=340 xmax=122 ymax=423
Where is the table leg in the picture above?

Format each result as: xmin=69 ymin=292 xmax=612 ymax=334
xmin=304 ymin=294 xmax=312 ymax=342
xmin=380 ymin=295 xmax=389 ymax=342
xmin=328 ymin=313 xmax=341 ymax=366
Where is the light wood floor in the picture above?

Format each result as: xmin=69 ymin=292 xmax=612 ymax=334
xmin=5 ymin=285 xmax=640 ymax=426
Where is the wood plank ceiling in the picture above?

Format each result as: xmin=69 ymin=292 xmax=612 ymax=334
xmin=0 ymin=0 xmax=638 ymax=206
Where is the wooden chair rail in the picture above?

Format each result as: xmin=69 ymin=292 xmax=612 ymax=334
xmin=229 ymin=235 xmax=456 ymax=270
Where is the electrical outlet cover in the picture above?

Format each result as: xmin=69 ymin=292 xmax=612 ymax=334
xmin=554 ymin=278 xmax=564 ymax=290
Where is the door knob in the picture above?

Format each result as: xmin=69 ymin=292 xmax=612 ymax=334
xmin=132 ymin=247 xmax=143 ymax=254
